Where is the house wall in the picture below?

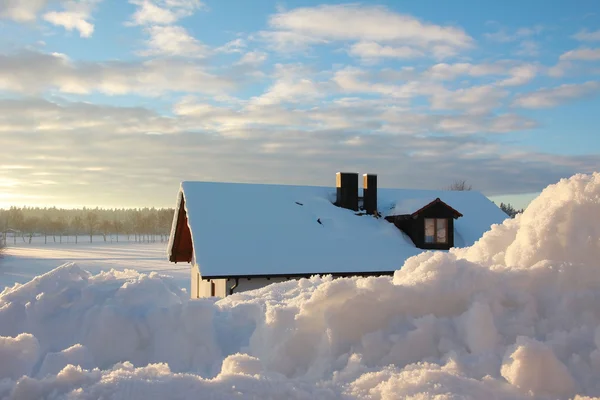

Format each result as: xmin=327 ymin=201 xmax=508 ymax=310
xmin=226 ymin=277 xmax=289 ymax=295
xmin=190 ymin=273 xmax=292 ymax=298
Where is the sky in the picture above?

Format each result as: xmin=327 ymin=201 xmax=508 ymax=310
xmin=0 ymin=0 xmax=599 ymax=210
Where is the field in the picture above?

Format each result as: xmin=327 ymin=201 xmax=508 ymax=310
xmin=0 ymin=236 xmax=189 ymax=290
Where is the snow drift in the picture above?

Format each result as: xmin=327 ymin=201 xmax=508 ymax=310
xmin=1 ymin=172 xmax=599 ymax=399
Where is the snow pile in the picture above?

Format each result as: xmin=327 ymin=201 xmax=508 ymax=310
xmin=0 ymin=172 xmax=599 ymax=399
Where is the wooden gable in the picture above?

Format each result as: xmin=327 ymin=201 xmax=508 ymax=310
xmin=169 ymin=196 xmax=193 ymax=263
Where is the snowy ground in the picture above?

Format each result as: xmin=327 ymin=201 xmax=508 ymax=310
xmin=1 ymin=172 xmax=600 ymax=399
xmin=0 ymin=237 xmax=189 ymax=290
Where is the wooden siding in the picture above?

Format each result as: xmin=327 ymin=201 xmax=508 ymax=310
xmin=169 ymin=196 xmax=193 ymax=263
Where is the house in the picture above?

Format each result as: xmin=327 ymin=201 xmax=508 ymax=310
xmin=168 ymin=172 xmax=508 ymax=298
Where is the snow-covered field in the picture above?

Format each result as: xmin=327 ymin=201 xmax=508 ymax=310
xmin=0 ymin=238 xmax=189 ymax=290
xmin=1 ymin=172 xmax=600 ymax=399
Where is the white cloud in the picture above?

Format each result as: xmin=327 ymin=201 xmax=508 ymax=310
xmin=236 ymin=51 xmax=267 ymax=66
xmin=262 ymin=4 xmax=473 ymax=57
xmin=546 ymin=61 xmax=573 ymax=78
xmin=42 ymin=0 xmax=99 ymax=38
xmin=0 ymin=51 xmax=236 ymax=96
xmin=0 ymin=0 xmax=48 ymax=22
xmin=216 ymin=38 xmax=246 ymax=54
xmin=258 ymin=31 xmax=327 ymax=52
xmin=128 ymin=0 xmax=202 ymax=26
xmin=249 ymin=64 xmax=327 ymax=106
xmin=430 ymin=85 xmax=509 ymax=114
xmin=513 ymin=81 xmax=600 ymax=108
xmin=269 ymin=4 xmax=473 ymax=46
xmin=139 ymin=25 xmax=208 ymax=57
xmin=348 ymin=41 xmax=424 ymax=61
xmin=560 ymin=48 xmax=600 ymax=61
xmin=2 ymin=97 xmax=591 ymax=206
xmin=484 ymin=25 xmax=544 ymax=43
xmin=497 ymin=64 xmax=537 ymax=86
xmin=423 ymin=62 xmax=506 ymax=80
xmin=573 ymin=29 xmax=600 ymax=41
xmin=516 ymin=40 xmax=540 ymax=57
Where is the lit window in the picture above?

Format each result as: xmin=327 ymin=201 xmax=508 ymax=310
xmin=425 ymin=218 xmax=448 ymax=244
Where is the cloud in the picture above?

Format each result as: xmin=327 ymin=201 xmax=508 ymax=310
xmin=269 ymin=4 xmax=473 ymax=46
xmin=516 ymin=40 xmax=540 ymax=57
xmin=0 ymin=0 xmax=49 ymax=22
xmin=348 ymin=41 xmax=425 ymax=61
xmin=216 ymin=38 xmax=246 ymax=54
xmin=138 ymin=25 xmax=209 ymax=57
xmin=423 ymin=62 xmax=506 ymax=80
xmin=0 ymin=97 xmax=595 ymax=207
xmin=559 ymin=48 xmax=600 ymax=61
xmin=0 ymin=51 xmax=237 ymax=96
xmin=236 ymin=51 xmax=268 ymax=66
xmin=42 ymin=0 xmax=99 ymax=38
xmin=127 ymin=0 xmax=202 ymax=26
xmin=258 ymin=30 xmax=328 ymax=52
xmin=573 ymin=29 xmax=600 ymax=41
xmin=484 ymin=25 xmax=544 ymax=43
xmin=497 ymin=64 xmax=538 ymax=86
xmin=261 ymin=4 xmax=473 ymax=57
xmin=513 ymin=81 xmax=600 ymax=108
xmin=430 ymin=85 xmax=509 ymax=114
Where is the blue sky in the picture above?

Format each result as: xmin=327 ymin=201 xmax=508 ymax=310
xmin=0 ymin=0 xmax=599 ymax=209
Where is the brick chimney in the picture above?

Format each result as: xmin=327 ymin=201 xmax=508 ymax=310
xmin=336 ymin=172 xmax=358 ymax=211
xmin=363 ymin=174 xmax=377 ymax=215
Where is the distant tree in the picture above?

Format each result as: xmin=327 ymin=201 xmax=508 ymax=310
xmin=112 ymin=219 xmax=122 ymax=242
xmin=54 ymin=217 xmax=67 ymax=243
xmin=41 ymin=215 xmax=52 ymax=244
xmin=99 ymin=219 xmax=111 ymax=242
xmin=499 ymin=202 xmax=523 ymax=218
xmin=85 ymin=212 xmax=99 ymax=243
xmin=7 ymin=207 xmax=24 ymax=245
xmin=22 ymin=216 xmax=39 ymax=244
xmin=71 ymin=216 xmax=84 ymax=244
xmin=445 ymin=180 xmax=472 ymax=191
xmin=158 ymin=209 xmax=173 ymax=242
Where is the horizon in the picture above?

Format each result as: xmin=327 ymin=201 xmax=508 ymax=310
xmin=1 ymin=0 xmax=599 ymax=210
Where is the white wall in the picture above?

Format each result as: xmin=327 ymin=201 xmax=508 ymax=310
xmin=227 ymin=277 xmax=289 ymax=294
xmin=190 ymin=268 xmax=290 ymax=298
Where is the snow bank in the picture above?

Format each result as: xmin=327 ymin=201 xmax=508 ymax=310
xmin=0 ymin=172 xmax=599 ymax=399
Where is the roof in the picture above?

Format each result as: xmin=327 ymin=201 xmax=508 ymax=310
xmin=168 ymin=181 xmax=508 ymax=279
xmin=404 ymin=197 xmax=463 ymax=219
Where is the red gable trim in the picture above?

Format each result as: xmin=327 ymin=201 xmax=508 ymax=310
xmin=169 ymin=195 xmax=193 ymax=263
xmin=410 ymin=197 xmax=463 ymax=219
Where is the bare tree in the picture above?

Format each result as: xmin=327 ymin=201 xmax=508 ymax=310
xmin=85 ymin=212 xmax=99 ymax=243
xmin=99 ymin=219 xmax=111 ymax=242
xmin=445 ymin=180 xmax=472 ymax=191
xmin=71 ymin=216 xmax=84 ymax=244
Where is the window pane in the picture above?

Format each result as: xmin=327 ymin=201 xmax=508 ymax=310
xmin=425 ymin=218 xmax=435 ymax=243
xmin=436 ymin=219 xmax=447 ymax=243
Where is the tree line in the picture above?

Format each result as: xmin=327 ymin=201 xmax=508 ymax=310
xmin=0 ymin=207 xmax=174 ymax=245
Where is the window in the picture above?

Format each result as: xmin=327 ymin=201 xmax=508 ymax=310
xmin=425 ymin=218 xmax=448 ymax=244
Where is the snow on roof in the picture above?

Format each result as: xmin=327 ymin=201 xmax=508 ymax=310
xmin=379 ymin=188 xmax=508 ymax=247
xmin=169 ymin=181 xmax=507 ymax=278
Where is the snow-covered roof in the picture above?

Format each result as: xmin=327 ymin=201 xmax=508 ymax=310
xmin=168 ymin=181 xmax=508 ymax=278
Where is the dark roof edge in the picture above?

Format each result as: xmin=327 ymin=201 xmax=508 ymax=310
xmin=410 ymin=197 xmax=463 ymax=218
xmin=201 ymin=270 xmax=395 ymax=280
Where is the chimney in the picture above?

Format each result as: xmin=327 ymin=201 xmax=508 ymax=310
xmin=336 ymin=172 xmax=358 ymax=211
xmin=363 ymin=174 xmax=377 ymax=215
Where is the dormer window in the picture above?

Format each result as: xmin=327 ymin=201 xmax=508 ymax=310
xmin=425 ymin=218 xmax=447 ymax=244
